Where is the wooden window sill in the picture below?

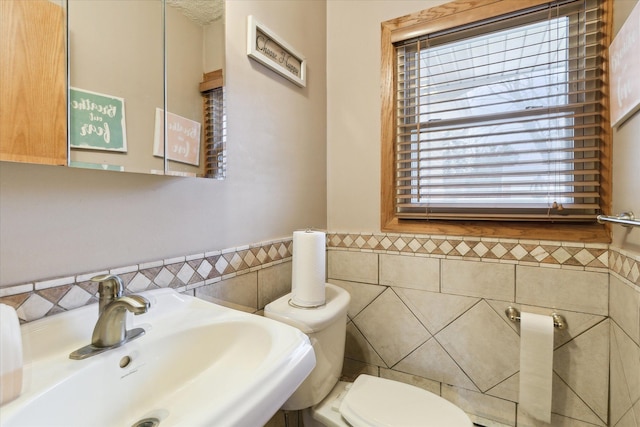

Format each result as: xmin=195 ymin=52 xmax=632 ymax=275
xmin=382 ymin=217 xmax=611 ymax=243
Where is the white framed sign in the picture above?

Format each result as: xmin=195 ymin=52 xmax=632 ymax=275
xmin=153 ymin=109 xmax=201 ymax=166
xmin=246 ymin=15 xmax=306 ymax=87
xmin=610 ymin=1 xmax=640 ymax=128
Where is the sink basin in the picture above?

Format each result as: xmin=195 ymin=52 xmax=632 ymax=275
xmin=0 ymin=289 xmax=315 ymax=426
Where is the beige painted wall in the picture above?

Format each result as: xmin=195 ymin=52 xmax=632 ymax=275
xmin=0 ymin=0 xmax=327 ymax=286
xmin=204 ymin=18 xmax=225 ymax=72
xmin=327 ymin=0 xmax=640 ymax=254
xmin=326 ymin=0 xmax=444 ymax=233
xmin=611 ymin=0 xmax=640 ymax=253
xmin=166 ymin=5 xmax=209 ymax=176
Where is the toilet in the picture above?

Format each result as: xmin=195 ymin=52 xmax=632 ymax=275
xmin=264 ymin=283 xmax=473 ymax=427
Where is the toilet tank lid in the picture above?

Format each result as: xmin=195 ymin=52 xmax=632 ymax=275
xmin=264 ymin=283 xmax=350 ymax=334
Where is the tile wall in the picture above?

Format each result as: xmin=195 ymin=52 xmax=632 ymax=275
xmin=609 ymin=258 xmax=640 ymax=427
xmin=327 ymin=233 xmax=639 ymax=427
xmin=1 ymin=233 xmax=638 ymax=427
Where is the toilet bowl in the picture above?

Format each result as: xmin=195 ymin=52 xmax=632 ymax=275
xmin=264 ymin=284 xmax=473 ymax=427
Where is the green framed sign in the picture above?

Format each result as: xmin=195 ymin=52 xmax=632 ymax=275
xmin=69 ymin=88 xmax=127 ymax=152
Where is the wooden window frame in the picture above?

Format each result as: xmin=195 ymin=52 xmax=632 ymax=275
xmin=380 ymin=0 xmax=613 ymax=242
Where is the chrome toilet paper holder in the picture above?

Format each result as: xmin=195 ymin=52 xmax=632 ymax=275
xmin=505 ymin=306 xmax=567 ymax=330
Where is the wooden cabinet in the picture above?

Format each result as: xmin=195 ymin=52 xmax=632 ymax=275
xmin=1 ymin=0 xmax=67 ymax=165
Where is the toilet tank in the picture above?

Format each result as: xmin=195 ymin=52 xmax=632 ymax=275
xmin=264 ymin=283 xmax=351 ymax=410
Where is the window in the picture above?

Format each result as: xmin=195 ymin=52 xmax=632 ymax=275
xmin=381 ymin=0 xmax=612 ymax=241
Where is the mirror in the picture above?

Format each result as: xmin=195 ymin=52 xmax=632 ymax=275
xmin=68 ymin=0 xmax=165 ymax=174
xmin=0 ymin=0 xmax=224 ymax=178
xmin=69 ymin=0 xmax=225 ymax=178
xmin=165 ymin=0 xmax=225 ymax=177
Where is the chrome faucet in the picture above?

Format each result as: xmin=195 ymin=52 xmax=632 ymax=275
xmin=69 ymin=274 xmax=150 ymax=360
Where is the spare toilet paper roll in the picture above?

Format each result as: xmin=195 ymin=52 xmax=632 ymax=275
xmin=0 ymin=304 xmax=23 ymax=405
xmin=519 ymin=311 xmax=554 ymax=423
xmin=291 ymin=230 xmax=326 ymax=307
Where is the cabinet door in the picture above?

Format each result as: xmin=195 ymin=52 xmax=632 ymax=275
xmin=0 ymin=0 xmax=66 ymax=165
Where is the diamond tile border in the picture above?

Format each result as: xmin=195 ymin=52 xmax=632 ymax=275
xmin=609 ymin=247 xmax=640 ymax=286
xmin=327 ymin=233 xmax=613 ymax=271
xmin=1 ymin=232 xmax=638 ymax=323
xmin=0 ymin=238 xmax=293 ymax=323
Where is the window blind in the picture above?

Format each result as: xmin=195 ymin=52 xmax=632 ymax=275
xmin=203 ymin=86 xmax=226 ymax=179
xmin=394 ymin=0 xmax=605 ymax=221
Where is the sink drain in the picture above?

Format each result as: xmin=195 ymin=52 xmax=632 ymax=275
xmin=132 ymin=418 xmax=160 ymax=427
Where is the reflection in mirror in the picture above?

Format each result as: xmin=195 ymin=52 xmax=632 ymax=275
xmin=166 ymin=0 xmax=225 ymax=178
xmin=68 ymin=0 xmax=164 ymax=174
xmin=68 ymin=0 xmax=225 ymax=178
xmin=199 ymin=71 xmax=226 ymax=178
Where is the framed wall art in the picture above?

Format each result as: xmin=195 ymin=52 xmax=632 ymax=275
xmin=247 ymin=15 xmax=306 ymax=87
xmin=610 ymin=1 xmax=640 ymax=128
xmin=153 ymin=108 xmax=201 ymax=166
xmin=69 ymin=88 xmax=127 ymax=152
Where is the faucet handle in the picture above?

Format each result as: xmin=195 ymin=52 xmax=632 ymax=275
xmin=91 ymin=274 xmax=124 ymax=296
xmin=91 ymin=274 xmax=124 ymax=313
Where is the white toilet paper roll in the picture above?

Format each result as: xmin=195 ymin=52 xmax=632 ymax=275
xmin=291 ymin=230 xmax=326 ymax=307
xmin=519 ymin=312 xmax=554 ymax=423
xmin=0 ymin=304 xmax=23 ymax=405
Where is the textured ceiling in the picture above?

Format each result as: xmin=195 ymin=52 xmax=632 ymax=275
xmin=166 ymin=0 xmax=224 ymax=26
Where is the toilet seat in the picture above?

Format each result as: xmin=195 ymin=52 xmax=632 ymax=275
xmin=338 ymin=375 xmax=473 ymax=427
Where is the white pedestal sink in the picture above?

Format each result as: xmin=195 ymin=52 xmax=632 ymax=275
xmin=0 ymin=289 xmax=315 ymax=426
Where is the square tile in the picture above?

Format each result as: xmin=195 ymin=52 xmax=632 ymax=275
xmin=16 ymin=294 xmax=53 ymax=322
xmin=516 ymin=266 xmax=608 ymax=315
xmin=610 ymin=324 xmax=635 ymax=426
xmin=612 ymin=322 xmax=640 ymax=403
xmin=442 ymin=260 xmax=515 ymax=301
xmin=380 ymin=368 xmax=441 ymax=395
xmin=153 ymin=267 xmax=175 ymax=288
xmin=396 ymin=288 xmax=479 ymax=334
xmin=610 ymin=275 xmax=640 ymax=345
xmin=554 ymin=320 xmax=609 ymax=423
xmin=127 ymin=272 xmax=152 ymax=293
xmin=328 ymin=250 xmax=378 ymax=284
xmin=549 ymin=372 xmax=605 ymax=426
xmin=379 ymin=254 xmax=439 ymax=291
xmin=353 ymin=288 xmax=429 ymax=367
xmin=436 ymin=300 xmax=521 ymax=392
xmin=486 ymin=373 xmax=519 ymax=403
xmin=257 ymin=262 xmax=292 ymax=309
xmin=195 ymin=272 xmax=258 ymax=311
xmin=341 ymin=358 xmax=380 ymax=382
xmin=394 ymin=337 xmax=478 ymax=391
xmin=57 ymin=286 xmax=92 ymax=310
xmin=328 ymin=279 xmax=385 ymax=319
xmin=345 ymin=322 xmax=386 ymax=367
xmin=518 ymin=407 xmax=606 ymax=427
xmin=442 ymin=384 xmax=516 ymax=426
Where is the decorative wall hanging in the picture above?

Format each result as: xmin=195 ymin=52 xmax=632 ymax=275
xmin=610 ymin=1 xmax=640 ymax=128
xmin=69 ymin=88 xmax=127 ymax=152
xmin=246 ymin=15 xmax=306 ymax=87
xmin=153 ymin=108 xmax=202 ymax=166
